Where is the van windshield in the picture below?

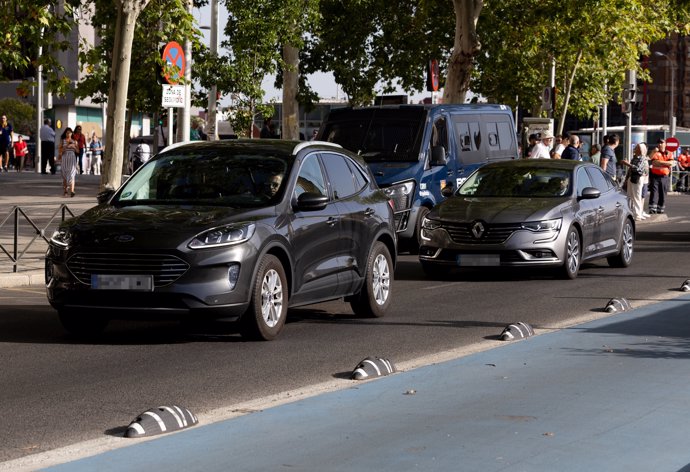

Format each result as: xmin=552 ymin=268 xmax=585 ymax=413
xmin=321 ymin=118 xmax=423 ymax=163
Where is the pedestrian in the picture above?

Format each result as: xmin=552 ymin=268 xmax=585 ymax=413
xmin=589 ymin=144 xmax=601 ymax=166
xmin=529 ymin=131 xmax=553 ymax=159
xmin=0 ymin=115 xmax=13 ymax=172
xmin=59 ymin=128 xmax=79 ymax=197
xmin=600 ymin=134 xmax=620 ymax=181
xmin=260 ymin=117 xmax=273 ymax=139
xmin=676 ymin=147 xmax=690 ymax=192
xmin=72 ymin=125 xmax=87 ymax=174
xmin=310 ymin=129 xmax=318 ymax=141
xmin=12 ymin=134 xmax=28 ymax=172
xmin=560 ymin=135 xmax=581 ymax=160
xmin=89 ymin=131 xmax=103 ymax=175
xmin=551 ymin=132 xmax=568 ymax=159
xmin=39 ymin=118 xmax=56 ymax=174
xmin=190 ymin=121 xmax=201 ymax=141
xmin=525 ymin=133 xmax=538 ymax=158
xmin=621 ymin=142 xmax=648 ymax=221
xmin=648 ymin=138 xmax=674 ymax=214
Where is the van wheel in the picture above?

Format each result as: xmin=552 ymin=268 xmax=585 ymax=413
xmin=350 ymin=242 xmax=393 ymax=318
xmin=240 ymin=255 xmax=287 ymax=341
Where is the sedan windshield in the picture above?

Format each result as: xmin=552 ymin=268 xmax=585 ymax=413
xmin=115 ymin=149 xmax=291 ymax=207
xmin=458 ymin=167 xmax=572 ymax=198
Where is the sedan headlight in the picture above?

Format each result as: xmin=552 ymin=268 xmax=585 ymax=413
xmin=50 ymin=229 xmax=71 ymax=248
xmin=383 ymin=180 xmax=415 ymax=212
xmin=521 ymin=218 xmax=562 ymax=232
xmin=421 ymin=216 xmax=441 ymax=231
xmin=189 ymin=223 xmax=256 ymax=249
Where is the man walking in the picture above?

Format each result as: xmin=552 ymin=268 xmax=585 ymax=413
xmin=0 ymin=115 xmax=13 ymax=172
xmin=648 ymin=138 xmax=674 ymax=214
xmin=39 ymin=118 xmax=56 ymax=174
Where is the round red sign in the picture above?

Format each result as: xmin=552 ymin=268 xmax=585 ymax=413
xmin=161 ymin=41 xmax=185 ymax=85
xmin=666 ymin=137 xmax=680 ymax=152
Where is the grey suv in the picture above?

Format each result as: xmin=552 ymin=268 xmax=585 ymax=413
xmin=46 ymin=140 xmax=397 ymax=340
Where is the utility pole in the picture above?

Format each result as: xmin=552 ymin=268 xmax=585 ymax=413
xmin=206 ymin=0 xmax=218 ymax=141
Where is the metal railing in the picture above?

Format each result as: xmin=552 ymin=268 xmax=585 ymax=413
xmin=0 ymin=204 xmax=75 ymax=273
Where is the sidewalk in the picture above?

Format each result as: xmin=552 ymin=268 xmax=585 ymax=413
xmin=0 ymin=171 xmax=102 ymax=286
xmin=6 ymin=292 xmax=688 ymax=471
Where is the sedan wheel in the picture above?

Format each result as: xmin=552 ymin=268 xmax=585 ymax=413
xmin=561 ymin=227 xmax=581 ymax=280
xmin=607 ymin=218 xmax=635 ymax=268
xmin=241 ymin=255 xmax=287 ymax=341
xmin=350 ymin=242 xmax=393 ymax=318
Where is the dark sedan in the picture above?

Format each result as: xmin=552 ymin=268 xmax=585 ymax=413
xmin=46 ymin=140 xmax=397 ymax=340
xmin=418 ymin=159 xmax=634 ymax=279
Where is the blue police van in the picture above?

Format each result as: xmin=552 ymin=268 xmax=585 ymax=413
xmin=318 ymin=104 xmax=519 ymax=251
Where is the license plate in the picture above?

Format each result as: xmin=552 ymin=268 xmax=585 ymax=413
xmin=91 ymin=274 xmax=154 ymax=291
xmin=457 ymin=254 xmax=500 ymax=267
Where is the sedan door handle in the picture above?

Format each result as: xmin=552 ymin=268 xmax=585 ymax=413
xmin=363 ymin=208 xmax=375 ymax=217
xmin=597 ymin=206 xmax=605 ymax=213
xmin=326 ymin=217 xmax=338 ymax=227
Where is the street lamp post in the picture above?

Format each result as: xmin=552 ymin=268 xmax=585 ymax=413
xmin=207 ymin=0 xmax=218 ymax=140
xmin=654 ymin=51 xmax=676 ymax=137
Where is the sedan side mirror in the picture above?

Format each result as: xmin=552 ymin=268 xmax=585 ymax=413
xmin=295 ymin=192 xmax=329 ymax=211
xmin=578 ymin=187 xmax=601 ymax=200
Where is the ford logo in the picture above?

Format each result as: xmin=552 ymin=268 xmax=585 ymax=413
xmin=115 ymin=235 xmax=135 ymax=243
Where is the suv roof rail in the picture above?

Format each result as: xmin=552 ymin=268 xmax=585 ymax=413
xmin=292 ymin=140 xmax=342 ymax=155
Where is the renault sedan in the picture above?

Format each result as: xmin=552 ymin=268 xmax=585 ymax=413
xmin=46 ymin=140 xmax=396 ymax=340
xmin=418 ymin=159 xmax=634 ymax=279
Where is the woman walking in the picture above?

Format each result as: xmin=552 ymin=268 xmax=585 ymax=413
xmin=59 ymin=128 xmax=79 ymax=197
xmin=621 ymin=142 xmax=648 ymax=221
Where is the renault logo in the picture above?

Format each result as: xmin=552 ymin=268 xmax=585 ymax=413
xmin=115 ymin=234 xmax=134 ymax=243
xmin=471 ymin=221 xmax=485 ymax=239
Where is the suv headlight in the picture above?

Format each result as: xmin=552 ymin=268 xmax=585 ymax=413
xmin=189 ymin=223 xmax=256 ymax=249
xmin=521 ymin=218 xmax=562 ymax=232
xmin=382 ymin=180 xmax=415 ymax=212
xmin=50 ymin=229 xmax=71 ymax=248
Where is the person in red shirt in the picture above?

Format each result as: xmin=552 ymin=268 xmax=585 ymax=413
xmin=648 ymin=138 xmax=674 ymax=214
xmin=72 ymin=125 xmax=87 ymax=174
xmin=12 ymin=134 xmax=28 ymax=172
xmin=677 ymin=147 xmax=690 ymax=192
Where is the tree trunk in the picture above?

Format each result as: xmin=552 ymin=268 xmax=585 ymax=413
xmin=444 ymin=0 xmax=483 ymax=104
xmin=101 ymin=0 xmax=151 ymax=191
xmin=282 ymin=44 xmax=300 ymax=140
xmin=556 ymin=49 xmax=583 ymax=136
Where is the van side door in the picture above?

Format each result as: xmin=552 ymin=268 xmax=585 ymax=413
xmin=426 ymin=116 xmax=456 ymax=198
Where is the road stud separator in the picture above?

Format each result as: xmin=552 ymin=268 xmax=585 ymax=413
xmin=125 ymin=405 xmax=198 ymax=438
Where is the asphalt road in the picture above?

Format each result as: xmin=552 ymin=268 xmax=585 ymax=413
xmin=1 ymin=198 xmax=689 ymax=464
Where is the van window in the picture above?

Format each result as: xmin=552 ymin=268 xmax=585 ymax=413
xmin=453 ymin=118 xmax=484 ymax=165
xmin=431 ymin=118 xmax=449 ymax=155
xmin=486 ymin=121 xmax=515 ymax=152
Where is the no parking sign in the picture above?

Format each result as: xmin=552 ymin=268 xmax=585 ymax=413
xmin=161 ymin=41 xmax=185 ymax=85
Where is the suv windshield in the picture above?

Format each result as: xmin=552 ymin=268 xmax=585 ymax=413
xmin=115 ymin=149 xmax=292 ymax=207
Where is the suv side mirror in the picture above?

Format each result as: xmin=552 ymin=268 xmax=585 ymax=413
xmin=430 ymin=146 xmax=447 ymax=166
xmin=97 ymin=189 xmax=115 ymax=205
xmin=295 ymin=192 xmax=329 ymax=211
xmin=441 ymin=185 xmax=455 ymax=198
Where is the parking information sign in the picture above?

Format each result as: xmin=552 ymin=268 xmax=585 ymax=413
xmin=162 ymin=84 xmax=185 ymax=108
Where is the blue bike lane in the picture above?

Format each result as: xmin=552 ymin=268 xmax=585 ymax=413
xmin=39 ymin=293 xmax=690 ymax=472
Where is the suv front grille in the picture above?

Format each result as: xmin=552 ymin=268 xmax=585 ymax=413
xmin=441 ymin=222 xmax=522 ymax=245
xmin=67 ymin=253 xmax=190 ymax=287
